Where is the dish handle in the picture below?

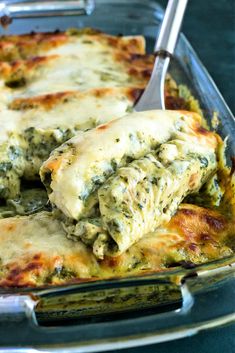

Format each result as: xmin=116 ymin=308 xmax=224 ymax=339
xmin=0 ymin=272 xmax=234 ymax=349
xmin=0 ymin=0 xmax=95 ymax=20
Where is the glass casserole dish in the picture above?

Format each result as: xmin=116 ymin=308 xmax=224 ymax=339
xmin=0 ymin=0 xmax=234 ymax=351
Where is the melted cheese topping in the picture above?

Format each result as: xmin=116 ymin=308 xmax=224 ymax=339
xmin=96 ymin=141 xmax=217 ymax=257
xmin=41 ymin=110 xmax=204 ymax=220
xmin=0 ymin=88 xmax=140 ymax=198
xmin=9 ymin=55 xmax=133 ymax=97
xmin=0 ymin=29 xmax=191 ymax=200
xmin=0 ymin=29 xmax=233 ymax=288
xmin=0 ymin=30 xmax=145 ymax=61
xmin=0 ymin=204 xmax=233 ymax=287
xmin=0 ymin=88 xmax=137 ymax=141
xmin=0 ymin=32 xmax=152 ymax=102
xmin=0 ymin=30 xmax=152 ymax=199
xmin=0 ymin=212 xmax=100 ymax=286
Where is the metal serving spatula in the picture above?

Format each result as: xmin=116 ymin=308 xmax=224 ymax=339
xmin=135 ymin=0 xmax=188 ymax=111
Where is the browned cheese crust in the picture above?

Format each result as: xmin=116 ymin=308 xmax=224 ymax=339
xmin=0 ymin=204 xmax=234 ymax=288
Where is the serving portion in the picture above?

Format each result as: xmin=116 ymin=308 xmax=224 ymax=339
xmin=41 ymin=110 xmax=220 ymax=258
xmin=0 ymin=29 xmax=234 ymax=288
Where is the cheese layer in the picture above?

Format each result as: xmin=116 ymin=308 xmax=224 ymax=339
xmin=0 ymin=88 xmax=141 ymax=198
xmin=0 ymin=204 xmax=234 ymax=287
xmin=0 ymin=30 xmax=152 ymax=102
xmin=40 ymin=110 xmax=217 ymax=221
xmin=96 ymin=140 xmax=217 ymax=257
xmin=0 ymin=29 xmax=198 ymax=200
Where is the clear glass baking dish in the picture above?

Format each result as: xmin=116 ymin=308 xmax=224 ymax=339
xmin=0 ymin=1 xmax=234 ymax=351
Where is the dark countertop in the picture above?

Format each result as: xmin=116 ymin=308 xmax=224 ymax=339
xmin=108 ymin=323 xmax=235 ymax=353
xmin=181 ymin=0 xmax=235 ymax=114
xmin=148 ymin=0 xmax=235 ymax=115
xmin=110 ymin=1 xmax=235 ymax=352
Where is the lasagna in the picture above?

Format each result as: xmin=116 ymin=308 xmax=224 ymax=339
xmin=0 ymin=203 xmax=234 ymax=287
xmin=0 ymin=28 xmax=151 ymax=100
xmin=0 ymin=29 xmax=194 ymax=200
xmin=40 ymin=110 xmax=220 ymax=258
xmin=0 ymin=29 xmax=234 ymax=288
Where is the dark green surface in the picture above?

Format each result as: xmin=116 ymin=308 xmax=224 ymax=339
xmin=181 ymin=0 xmax=235 ymax=114
xmin=111 ymin=1 xmax=235 ymax=352
xmin=108 ymin=323 xmax=235 ymax=353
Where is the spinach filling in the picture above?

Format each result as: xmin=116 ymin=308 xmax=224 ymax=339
xmin=64 ymin=140 xmax=217 ymax=259
xmin=0 ymin=126 xmax=76 ymax=199
xmin=0 ymin=186 xmax=49 ymax=218
xmin=0 ymin=140 xmax=25 ymax=199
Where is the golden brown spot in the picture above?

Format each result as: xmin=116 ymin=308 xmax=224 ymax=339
xmin=132 ymin=68 xmax=153 ymax=79
xmin=44 ymin=156 xmax=63 ymax=173
xmin=180 ymin=207 xmax=196 ymax=216
xmin=0 ymin=42 xmax=14 ymax=50
xmin=0 ymin=31 xmax=68 ymax=61
xmin=197 ymin=126 xmax=210 ymax=135
xmin=24 ymin=261 xmax=42 ymax=272
xmin=33 ymin=253 xmax=42 ymax=260
xmin=106 ymin=37 xmax=118 ymax=47
xmin=127 ymin=87 xmax=144 ymax=102
xmin=102 ymin=256 xmax=121 ymax=268
xmin=129 ymin=53 xmax=154 ymax=64
xmin=188 ymin=243 xmax=198 ymax=251
xmin=5 ymin=224 xmax=16 ymax=232
xmin=93 ymin=88 xmax=110 ymax=98
xmin=189 ymin=173 xmax=199 ymax=189
xmin=97 ymin=123 xmax=108 ymax=130
xmin=27 ymin=55 xmax=54 ymax=69
xmin=202 ymin=213 xmax=225 ymax=231
xmin=4 ymin=258 xmax=44 ymax=287
xmin=200 ymin=233 xmax=212 ymax=241
xmin=7 ymin=267 xmax=21 ymax=278
xmin=167 ymin=204 xmax=230 ymax=248
xmin=176 ymin=110 xmax=202 ymax=125
xmin=165 ymin=96 xmax=187 ymax=110
xmin=120 ymin=38 xmax=142 ymax=53
xmin=10 ymin=60 xmax=22 ymax=71
xmin=10 ymin=91 xmax=76 ymax=110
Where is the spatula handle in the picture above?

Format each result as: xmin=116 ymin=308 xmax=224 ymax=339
xmin=155 ymin=0 xmax=188 ymax=55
